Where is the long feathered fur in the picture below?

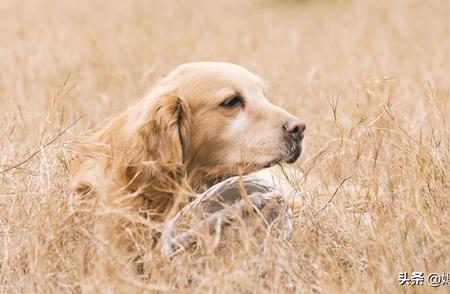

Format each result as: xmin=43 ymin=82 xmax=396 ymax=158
xmin=71 ymin=83 xmax=192 ymax=222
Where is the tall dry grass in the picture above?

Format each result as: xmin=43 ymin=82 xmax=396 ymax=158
xmin=0 ymin=0 xmax=449 ymax=292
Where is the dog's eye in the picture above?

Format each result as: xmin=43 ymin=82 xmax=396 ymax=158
xmin=221 ymin=96 xmax=244 ymax=108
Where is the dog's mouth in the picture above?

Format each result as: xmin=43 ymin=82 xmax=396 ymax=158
xmin=262 ymin=142 xmax=302 ymax=168
xmin=263 ymin=158 xmax=282 ymax=168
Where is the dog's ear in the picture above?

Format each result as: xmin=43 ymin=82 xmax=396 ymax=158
xmin=138 ymin=92 xmax=191 ymax=174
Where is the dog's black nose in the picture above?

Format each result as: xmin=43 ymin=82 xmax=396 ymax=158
xmin=283 ymin=119 xmax=306 ymax=141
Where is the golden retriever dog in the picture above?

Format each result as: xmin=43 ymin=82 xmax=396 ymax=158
xmin=71 ymin=62 xmax=305 ymax=226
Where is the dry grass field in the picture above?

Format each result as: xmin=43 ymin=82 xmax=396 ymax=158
xmin=1 ymin=0 xmax=449 ymax=292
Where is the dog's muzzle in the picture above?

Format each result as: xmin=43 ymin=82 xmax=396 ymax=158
xmin=282 ymin=119 xmax=306 ymax=163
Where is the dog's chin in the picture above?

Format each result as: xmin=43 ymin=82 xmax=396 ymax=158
xmin=231 ymin=142 xmax=303 ymax=173
xmin=262 ymin=143 xmax=302 ymax=168
xmin=285 ymin=144 xmax=302 ymax=163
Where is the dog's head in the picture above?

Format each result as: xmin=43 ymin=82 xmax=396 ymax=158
xmin=134 ymin=62 xmax=305 ymax=187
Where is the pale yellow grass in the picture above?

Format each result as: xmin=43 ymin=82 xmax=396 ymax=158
xmin=0 ymin=0 xmax=449 ymax=293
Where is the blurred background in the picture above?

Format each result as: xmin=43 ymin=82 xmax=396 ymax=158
xmin=1 ymin=0 xmax=447 ymax=125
